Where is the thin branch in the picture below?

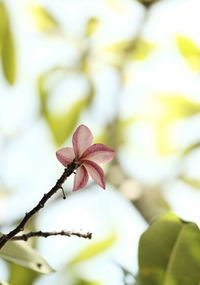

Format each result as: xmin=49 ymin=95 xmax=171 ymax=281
xmin=0 ymin=160 xmax=79 ymax=249
xmin=11 ymin=230 xmax=92 ymax=241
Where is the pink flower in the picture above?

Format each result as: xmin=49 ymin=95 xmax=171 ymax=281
xmin=56 ymin=124 xmax=115 ymax=191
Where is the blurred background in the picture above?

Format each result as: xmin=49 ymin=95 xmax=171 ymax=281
xmin=1 ymin=0 xmax=200 ymax=284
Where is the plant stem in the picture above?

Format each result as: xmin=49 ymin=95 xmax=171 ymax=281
xmin=0 ymin=161 xmax=78 ymax=249
xmin=11 ymin=230 xmax=92 ymax=241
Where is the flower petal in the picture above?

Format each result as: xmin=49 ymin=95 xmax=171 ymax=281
xmin=72 ymin=125 xmax=93 ymax=158
xmin=56 ymin=147 xmax=75 ymax=167
xmin=73 ymin=165 xmax=89 ymax=191
xmin=83 ymin=160 xmax=106 ymax=189
xmin=80 ymin=143 xmax=115 ymax=164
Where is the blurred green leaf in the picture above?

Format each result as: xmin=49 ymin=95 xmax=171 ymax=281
xmin=177 ymin=36 xmax=200 ymax=73
xmin=106 ymin=38 xmax=154 ymax=61
xmin=31 ymin=4 xmax=60 ymax=34
xmin=73 ymin=279 xmax=100 ymax=285
xmin=155 ymin=95 xmax=200 ymax=155
xmin=85 ymin=17 xmax=99 ymax=37
xmin=138 ymin=212 xmax=200 ymax=285
xmin=96 ymin=117 xmax=135 ymax=150
xmin=69 ymin=233 xmax=117 ymax=265
xmin=181 ymin=141 xmax=200 ymax=157
xmin=47 ymin=98 xmax=88 ymax=146
xmin=0 ymin=240 xmax=54 ymax=274
xmin=8 ymin=263 xmax=38 ymax=285
xmin=137 ymin=0 xmax=160 ymax=7
xmin=0 ymin=1 xmax=16 ymax=85
xmin=157 ymin=95 xmax=200 ymax=119
xmin=38 ymin=71 xmax=94 ymax=146
xmin=8 ymin=219 xmax=39 ymax=285
xmin=2 ymin=25 xmax=16 ymax=85
xmin=179 ymin=175 xmax=200 ymax=190
xmin=0 ymin=2 xmax=7 ymax=54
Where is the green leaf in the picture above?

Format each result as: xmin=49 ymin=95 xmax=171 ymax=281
xmin=8 ymin=263 xmax=38 ymax=285
xmin=138 ymin=212 xmax=200 ymax=285
xmin=177 ymin=36 xmax=200 ymax=73
xmin=179 ymin=175 xmax=200 ymax=190
xmin=0 ymin=2 xmax=16 ymax=85
xmin=69 ymin=233 xmax=117 ymax=265
xmin=137 ymin=0 xmax=160 ymax=7
xmin=105 ymin=38 xmax=154 ymax=61
xmin=181 ymin=141 xmax=200 ymax=157
xmin=0 ymin=240 xmax=54 ymax=274
xmin=38 ymin=71 xmax=94 ymax=146
xmin=2 ymin=24 xmax=16 ymax=85
xmin=85 ymin=18 xmax=99 ymax=37
xmin=31 ymin=4 xmax=60 ymax=34
xmin=156 ymin=95 xmax=200 ymax=119
xmin=47 ymin=98 xmax=88 ymax=146
xmin=73 ymin=279 xmax=100 ymax=285
xmin=0 ymin=2 xmax=7 ymax=54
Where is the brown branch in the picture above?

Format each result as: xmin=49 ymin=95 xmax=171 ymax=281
xmin=0 ymin=160 xmax=79 ymax=249
xmin=11 ymin=230 xmax=92 ymax=241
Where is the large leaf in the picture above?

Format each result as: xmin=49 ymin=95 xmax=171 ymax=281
xmin=31 ymin=4 xmax=60 ymax=34
xmin=0 ymin=240 xmax=54 ymax=274
xmin=138 ymin=212 xmax=200 ymax=285
xmin=177 ymin=36 xmax=200 ymax=73
xmin=0 ymin=2 xmax=16 ymax=85
xmin=69 ymin=233 xmax=117 ymax=265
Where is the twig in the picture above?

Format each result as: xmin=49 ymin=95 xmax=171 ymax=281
xmin=0 ymin=160 xmax=79 ymax=249
xmin=11 ymin=230 xmax=92 ymax=241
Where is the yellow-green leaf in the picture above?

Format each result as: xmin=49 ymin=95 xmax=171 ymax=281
xmin=0 ymin=2 xmax=7 ymax=54
xmin=38 ymin=71 xmax=94 ymax=146
xmin=69 ymin=233 xmax=117 ymax=265
xmin=8 ymin=263 xmax=38 ymax=285
xmin=138 ymin=213 xmax=200 ymax=285
xmin=47 ymin=98 xmax=87 ymax=146
xmin=2 ymin=24 xmax=16 ymax=85
xmin=0 ymin=240 xmax=54 ymax=274
xmin=73 ymin=279 xmax=100 ymax=285
xmin=0 ymin=2 xmax=16 ymax=85
xmin=85 ymin=18 xmax=99 ymax=37
xmin=105 ymin=38 xmax=154 ymax=61
xmin=137 ymin=0 xmax=160 ymax=7
xmin=156 ymin=95 xmax=200 ymax=119
xmin=181 ymin=141 xmax=200 ymax=157
xmin=179 ymin=175 xmax=200 ymax=190
xmin=177 ymin=36 xmax=200 ymax=73
xmin=31 ymin=4 xmax=59 ymax=33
